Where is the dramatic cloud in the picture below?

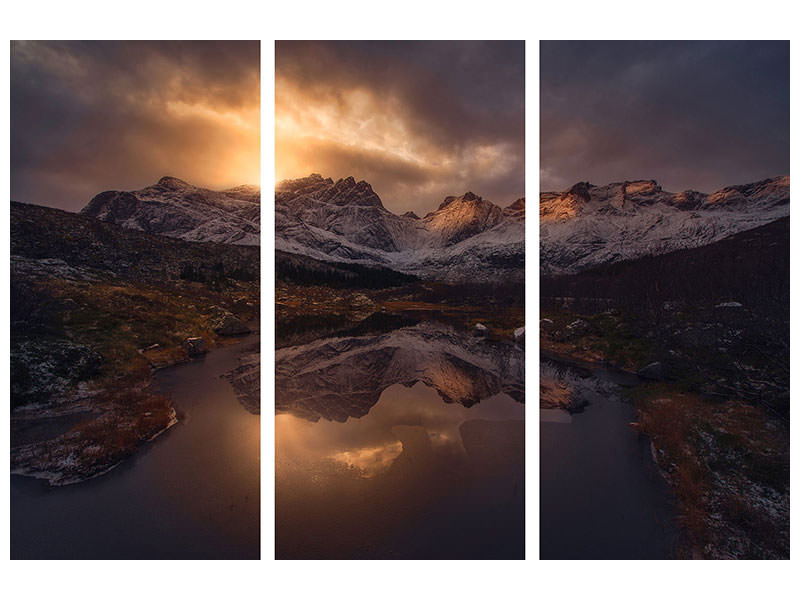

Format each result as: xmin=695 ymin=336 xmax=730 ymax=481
xmin=11 ymin=41 xmax=260 ymax=212
xmin=540 ymin=41 xmax=789 ymax=193
xmin=276 ymin=41 xmax=525 ymax=215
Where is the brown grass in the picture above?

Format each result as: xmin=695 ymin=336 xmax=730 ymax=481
xmin=628 ymin=383 xmax=789 ymax=558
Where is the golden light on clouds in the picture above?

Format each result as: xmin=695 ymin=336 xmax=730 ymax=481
xmin=275 ymin=79 xmax=433 ymax=181
xmin=11 ymin=41 xmax=259 ymax=211
xmin=275 ymin=41 xmax=524 ymax=215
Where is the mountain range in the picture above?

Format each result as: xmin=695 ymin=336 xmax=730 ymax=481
xmin=275 ymin=174 xmax=525 ymax=283
xmin=76 ymin=173 xmax=788 ymax=281
xmin=541 ymin=176 xmax=789 ymax=274
xmin=80 ymin=173 xmax=525 ymax=283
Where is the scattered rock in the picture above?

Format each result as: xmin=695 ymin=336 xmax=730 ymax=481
xmin=637 ymin=361 xmax=665 ymax=380
xmin=566 ymin=319 xmax=589 ymax=334
xmin=211 ymin=312 xmax=250 ymax=336
xmin=184 ymin=337 xmax=207 ymax=356
xmin=11 ymin=340 xmax=103 ymax=407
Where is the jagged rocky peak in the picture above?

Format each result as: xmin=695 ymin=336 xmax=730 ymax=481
xmin=429 ymin=191 xmax=502 ymax=218
xmin=436 ymin=190 xmax=484 ymax=211
xmin=603 ymin=180 xmax=665 ymax=207
xmin=540 ymin=175 xmax=790 ymax=274
xmin=671 ymin=189 xmax=706 ymax=209
xmin=507 ymin=197 xmax=525 ymax=211
xmin=424 ymin=191 xmax=505 ymax=244
xmin=564 ymin=181 xmax=593 ymax=203
xmin=504 ymin=197 xmax=526 ymax=222
xmin=544 ymin=175 xmax=789 ymax=212
xmin=275 ymin=174 xmax=384 ymax=208
xmin=276 ymin=173 xmax=334 ymax=195
xmin=706 ymin=175 xmax=790 ymax=206
xmin=328 ymin=176 xmax=383 ymax=207
xmin=274 ymin=173 xmax=526 ymax=282
xmin=560 ymin=179 xmax=666 ymax=207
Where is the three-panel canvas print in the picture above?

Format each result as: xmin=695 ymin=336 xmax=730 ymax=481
xmin=7 ymin=40 xmax=790 ymax=560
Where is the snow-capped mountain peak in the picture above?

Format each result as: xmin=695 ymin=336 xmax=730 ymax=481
xmin=275 ymin=174 xmax=525 ymax=282
xmin=423 ymin=191 xmax=504 ymax=245
xmin=81 ymin=177 xmax=260 ymax=245
xmin=541 ymin=175 xmax=789 ymax=274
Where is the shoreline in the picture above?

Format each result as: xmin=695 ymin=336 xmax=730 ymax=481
xmin=11 ymin=328 xmax=255 ymax=487
xmin=541 ymin=336 xmax=789 ymax=559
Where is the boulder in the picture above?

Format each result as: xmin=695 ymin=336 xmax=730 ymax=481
xmin=211 ymin=313 xmax=250 ymax=336
xmin=473 ymin=323 xmax=488 ymax=336
xmin=514 ymin=327 xmax=525 ymax=342
xmin=184 ymin=337 xmax=207 ymax=356
xmin=637 ymin=361 xmax=664 ymax=381
xmin=566 ymin=319 xmax=589 ymax=334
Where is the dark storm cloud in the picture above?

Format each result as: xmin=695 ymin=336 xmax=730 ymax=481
xmin=540 ymin=41 xmax=789 ymax=193
xmin=275 ymin=40 xmax=525 ymax=215
xmin=11 ymin=40 xmax=260 ymax=212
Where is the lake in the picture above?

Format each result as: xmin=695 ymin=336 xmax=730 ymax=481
xmin=275 ymin=322 xmax=525 ymax=559
xmin=10 ymin=331 xmax=260 ymax=560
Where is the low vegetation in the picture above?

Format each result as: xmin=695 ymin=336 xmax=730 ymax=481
xmin=277 ymin=276 xmax=524 ymax=348
xmin=629 ymin=384 xmax=789 ymax=559
xmin=540 ymin=217 xmax=789 ymax=559
xmin=10 ymin=201 xmax=259 ymax=484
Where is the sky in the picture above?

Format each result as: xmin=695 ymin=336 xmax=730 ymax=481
xmin=276 ymin=41 xmax=525 ymax=215
xmin=11 ymin=41 xmax=260 ymax=212
xmin=540 ymin=41 xmax=789 ymax=193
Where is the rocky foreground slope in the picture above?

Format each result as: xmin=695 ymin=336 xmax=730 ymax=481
xmin=11 ymin=201 xmax=259 ymax=484
xmin=81 ymin=176 xmax=260 ymax=245
xmin=276 ymin=174 xmax=524 ymax=283
xmin=541 ymin=176 xmax=789 ymax=274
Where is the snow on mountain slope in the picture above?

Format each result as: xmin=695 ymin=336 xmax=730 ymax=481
xmin=423 ymin=191 xmax=504 ymax=245
xmin=81 ymin=176 xmax=260 ymax=245
xmin=275 ymin=174 xmax=525 ymax=282
xmin=540 ymin=176 xmax=789 ymax=274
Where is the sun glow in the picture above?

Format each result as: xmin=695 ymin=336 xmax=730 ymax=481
xmin=275 ymin=79 xmax=431 ymax=185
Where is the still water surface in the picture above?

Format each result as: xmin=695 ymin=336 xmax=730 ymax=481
xmin=275 ymin=323 xmax=525 ymax=559
xmin=10 ymin=333 xmax=260 ymax=560
xmin=540 ymin=361 xmax=678 ymax=559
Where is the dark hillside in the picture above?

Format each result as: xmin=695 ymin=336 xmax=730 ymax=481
xmin=276 ymin=250 xmax=417 ymax=289
xmin=542 ymin=217 xmax=789 ymax=316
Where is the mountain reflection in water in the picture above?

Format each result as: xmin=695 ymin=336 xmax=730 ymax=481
xmin=275 ymin=322 xmax=525 ymax=559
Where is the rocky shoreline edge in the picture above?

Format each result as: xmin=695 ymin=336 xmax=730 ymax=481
xmin=11 ymin=324 xmax=257 ymax=487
